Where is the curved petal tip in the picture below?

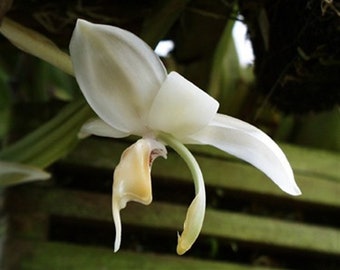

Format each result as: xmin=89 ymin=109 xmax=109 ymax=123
xmin=186 ymin=114 xmax=302 ymax=196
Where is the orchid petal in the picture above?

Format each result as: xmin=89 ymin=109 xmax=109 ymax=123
xmin=148 ymin=72 xmax=219 ymax=138
xmin=112 ymin=138 xmax=167 ymax=252
xmin=78 ymin=118 xmax=130 ymax=139
xmin=70 ymin=19 xmax=167 ymax=135
xmin=186 ymin=114 xmax=301 ymax=196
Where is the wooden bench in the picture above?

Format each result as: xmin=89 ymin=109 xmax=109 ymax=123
xmin=3 ymin=137 xmax=340 ymax=269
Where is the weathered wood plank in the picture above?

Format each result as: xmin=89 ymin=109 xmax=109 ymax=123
xmin=5 ymin=240 xmax=276 ymax=270
xmin=65 ymin=137 xmax=340 ymax=181
xmin=5 ymin=138 xmax=340 ymax=269
xmin=62 ymin=138 xmax=340 ymax=208
xmin=7 ymin=187 xmax=340 ymax=256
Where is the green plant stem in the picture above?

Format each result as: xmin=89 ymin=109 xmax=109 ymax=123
xmin=158 ymin=133 xmax=206 ymax=254
xmin=159 ymin=133 xmax=205 ymax=195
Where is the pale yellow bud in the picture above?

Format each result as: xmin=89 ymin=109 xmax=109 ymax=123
xmin=176 ymin=191 xmax=205 ymax=255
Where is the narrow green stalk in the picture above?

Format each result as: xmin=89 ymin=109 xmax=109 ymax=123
xmin=158 ymin=133 xmax=205 ymax=195
xmin=158 ymin=133 xmax=206 ymax=255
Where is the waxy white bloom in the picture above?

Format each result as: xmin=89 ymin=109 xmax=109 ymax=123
xmin=69 ymin=19 xmax=301 ymax=255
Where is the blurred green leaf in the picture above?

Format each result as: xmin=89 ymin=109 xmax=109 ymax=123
xmin=140 ymin=0 xmax=190 ymax=48
xmin=0 ymin=62 xmax=11 ymax=141
xmin=208 ymin=17 xmax=254 ymax=117
xmin=33 ymin=60 xmax=79 ymax=102
xmin=0 ymin=98 xmax=94 ymax=168
xmin=0 ymin=64 xmax=10 ymax=107
xmin=0 ymin=107 xmax=10 ymax=142
xmin=294 ymin=108 xmax=340 ymax=151
xmin=0 ymin=160 xmax=50 ymax=187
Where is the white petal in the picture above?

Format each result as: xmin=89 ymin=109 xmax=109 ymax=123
xmin=148 ymin=72 xmax=219 ymax=138
xmin=186 ymin=114 xmax=301 ymax=196
xmin=69 ymin=19 xmax=167 ymax=135
xmin=78 ymin=118 xmax=130 ymax=139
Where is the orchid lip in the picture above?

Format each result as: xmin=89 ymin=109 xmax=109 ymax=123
xmin=111 ymin=138 xmax=167 ymax=252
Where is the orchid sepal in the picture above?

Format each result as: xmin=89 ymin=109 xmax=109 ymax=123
xmin=70 ymin=19 xmax=167 ymax=135
xmin=78 ymin=118 xmax=130 ymax=139
xmin=184 ymin=114 xmax=301 ymax=196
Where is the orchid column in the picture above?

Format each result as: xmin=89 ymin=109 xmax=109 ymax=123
xmin=69 ymin=19 xmax=301 ymax=255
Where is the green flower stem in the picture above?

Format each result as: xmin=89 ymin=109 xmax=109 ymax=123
xmin=0 ymin=17 xmax=73 ymax=75
xmin=158 ymin=133 xmax=206 ymax=254
xmin=159 ymin=133 xmax=205 ymax=195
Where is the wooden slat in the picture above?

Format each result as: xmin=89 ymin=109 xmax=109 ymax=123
xmin=7 ymin=187 xmax=340 ymax=257
xmin=5 ymin=138 xmax=340 ymax=269
xmin=62 ymin=138 xmax=340 ymax=208
xmin=5 ymin=240 xmax=275 ymax=270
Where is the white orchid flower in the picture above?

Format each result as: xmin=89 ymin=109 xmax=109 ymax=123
xmin=69 ymin=19 xmax=301 ymax=255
